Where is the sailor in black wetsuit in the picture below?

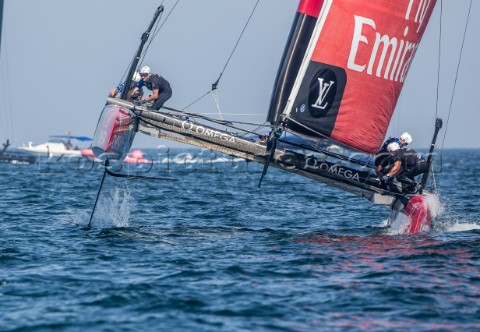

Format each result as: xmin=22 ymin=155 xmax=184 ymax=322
xmin=376 ymin=141 xmax=427 ymax=194
xmin=136 ymin=66 xmax=172 ymax=110
xmin=396 ymin=147 xmax=428 ymax=193
xmin=375 ymin=142 xmax=402 ymax=189
xmin=375 ymin=137 xmax=400 ymax=172
xmin=374 ymin=132 xmax=411 ymax=169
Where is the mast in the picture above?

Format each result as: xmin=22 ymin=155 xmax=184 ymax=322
xmin=92 ymin=4 xmax=164 ymax=161
xmin=420 ymin=118 xmax=443 ymax=190
xmin=120 ymin=5 xmax=164 ymax=100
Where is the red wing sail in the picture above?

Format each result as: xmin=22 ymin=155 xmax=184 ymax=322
xmin=283 ymin=0 xmax=437 ymax=153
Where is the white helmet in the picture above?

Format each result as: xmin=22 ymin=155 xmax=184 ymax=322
xmin=140 ymin=66 xmax=151 ymax=75
xmin=400 ymin=132 xmax=412 ymax=145
xmin=132 ymin=71 xmax=141 ymax=82
xmin=387 ymin=142 xmax=400 ymax=152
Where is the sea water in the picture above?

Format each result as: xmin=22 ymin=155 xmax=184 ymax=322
xmin=1 ymin=148 xmax=479 ymax=331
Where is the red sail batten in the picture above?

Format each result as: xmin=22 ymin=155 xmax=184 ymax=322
xmin=297 ymin=0 xmax=323 ymax=18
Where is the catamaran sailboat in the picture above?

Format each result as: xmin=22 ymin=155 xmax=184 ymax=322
xmin=90 ymin=0 xmax=448 ymax=234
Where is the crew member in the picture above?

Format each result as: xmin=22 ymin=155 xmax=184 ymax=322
xmin=396 ymin=147 xmax=428 ymax=193
xmin=375 ymin=132 xmax=413 ymax=172
xmin=398 ymin=132 xmax=413 ymax=148
xmin=134 ymin=66 xmax=172 ymax=110
xmin=109 ymin=71 xmax=144 ymax=100
xmin=375 ymin=142 xmax=402 ymax=189
xmin=377 ymin=143 xmax=427 ymax=194
xmin=378 ymin=132 xmax=412 ymax=153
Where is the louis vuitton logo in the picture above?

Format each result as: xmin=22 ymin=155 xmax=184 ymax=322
xmin=311 ymin=78 xmax=335 ymax=110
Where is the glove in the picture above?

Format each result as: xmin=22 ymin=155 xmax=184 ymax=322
xmin=136 ymin=99 xmax=146 ymax=105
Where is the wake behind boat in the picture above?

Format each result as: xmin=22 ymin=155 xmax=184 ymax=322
xmin=88 ymin=1 xmax=460 ymax=234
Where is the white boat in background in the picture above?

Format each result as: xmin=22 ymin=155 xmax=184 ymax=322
xmin=19 ymin=135 xmax=92 ymax=158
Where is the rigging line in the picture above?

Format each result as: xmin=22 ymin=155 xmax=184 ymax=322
xmin=184 ymin=0 xmax=261 ymax=109
xmin=217 ymin=118 xmax=271 ymax=128
xmin=117 ymin=56 xmax=137 ymax=91
xmin=282 ymin=129 xmax=375 ymax=168
xmin=251 ymin=122 xmax=272 ymax=135
xmin=139 ymin=113 xmax=265 ymax=138
xmin=212 ymin=0 xmax=261 ymax=88
xmin=162 ymin=105 xmax=272 ymax=128
xmin=285 ymin=117 xmax=366 ymax=155
xmin=239 ymin=121 xmax=271 ymax=138
xmin=138 ymin=114 xmax=267 ymax=139
xmin=119 ymin=2 xmax=172 ymax=92
xmin=430 ymin=168 xmax=437 ymax=192
xmin=435 ymin=0 xmax=443 ymax=173
xmin=212 ymin=89 xmax=224 ymax=120
xmin=282 ymin=130 xmax=321 ymax=152
xmin=117 ymin=18 xmax=155 ymax=90
xmin=139 ymin=9 xmax=165 ymax=69
xmin=440 ymin=0 xmax=473 ymax=154
xmin=118 ymin=6 xmax=166 ymax=89
xmin=137 ymin=117 xmax=246 ymax=164
xmin=199 ymin=113 xmax=264 ymax=116
xmin=150 ymin=0 xmax=180 ymax=43
xmin=141 ymin=0 xmax=179 ymax=62
xmin=184 ymin=90 xmax=212 ymax=109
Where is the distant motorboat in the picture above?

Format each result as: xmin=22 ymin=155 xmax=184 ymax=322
xmin=19 ymin=141 xmax=81 ymax=157
xmin=19 ymin=135 xmax=92 ymax=158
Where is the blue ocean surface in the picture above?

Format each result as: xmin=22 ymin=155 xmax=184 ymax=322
xmin=1 ymin=148 xmax=479 ymax=331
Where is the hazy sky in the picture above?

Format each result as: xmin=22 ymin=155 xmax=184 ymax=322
xmin=0 ymin=0 xmax=479 ymax=150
